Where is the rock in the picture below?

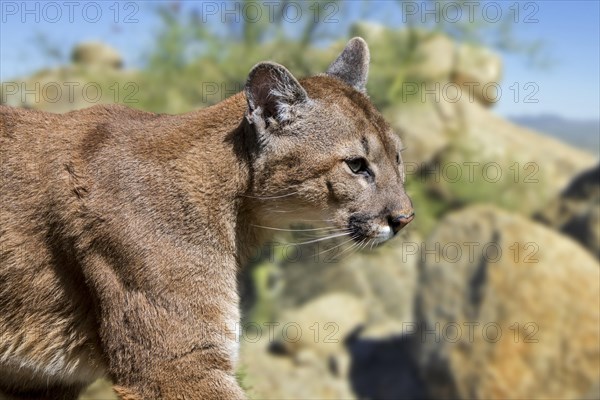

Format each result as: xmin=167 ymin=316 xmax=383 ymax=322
xmin=270 ymin=293 xmax=367 ymax=359
xmin=359 ymin=27 xmax=501 ymax=107
xmin=454 ymin=43 xmax=503 ymax=106
xmin=71 ymin=42 xmax=123 ymax=69
xmin=241 ymin=336 xmax=355 ymax=400
xmin=385 ymin=98 xmax=456 ymax=167
xmin=267 ymin=293 xmax=365 ymax=381
xmin=240 ymin=292 xmax=363 ymax=398
xmin=415 ymin=205 xmax=600 ymax=399
xmin=535 ymin=164 xmax=600 ymax=259
xmin=410 ymin=33 xmax=456 ymax=81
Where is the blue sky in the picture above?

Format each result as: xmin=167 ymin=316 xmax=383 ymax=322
xmin=1 ymin=0 xmax=598 ymax=119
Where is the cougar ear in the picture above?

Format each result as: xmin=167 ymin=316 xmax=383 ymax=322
xmin=326 ymin=37 xmax=370 ymax=93
xmin=245 ymin=62 xmax=308 ymax=128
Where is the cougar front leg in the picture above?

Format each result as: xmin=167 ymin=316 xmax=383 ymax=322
xmin=112 ymin=347 xmax=245 ymax=400
xmin=84 ymin=249 xmax=245 ymax=399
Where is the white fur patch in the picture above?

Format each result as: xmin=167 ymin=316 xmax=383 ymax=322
xmin=373 ymin=225 xmax=393 ymax=244
xmin=224 ymin=305 xmax=241 ymax=367
xmin=0 ymin=328 xmax=106 ymax=387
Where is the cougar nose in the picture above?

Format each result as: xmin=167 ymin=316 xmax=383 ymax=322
xmin=388 ymin=211 xmax=415 ymax=234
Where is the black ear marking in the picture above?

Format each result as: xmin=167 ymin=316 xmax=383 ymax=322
xmin=244 ymin=62 xmax=308 ymax=126
xmin=326 ymin=37 xmax=370 ymax=93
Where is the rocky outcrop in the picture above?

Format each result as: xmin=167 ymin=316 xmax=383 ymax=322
xmin=415 ymin=205 xmax=600 ymax=399
xmin=536 ymin=164 xmax=600 ymax=259
xmin=352 ymin=24 xmax=595 ymax=208
xmin=72 ymin=42 xmax=123 ymax=69
xmin=454 ymin=43 xmax=503 ymax=106
xmin=388 ymin=95 xmax=597 ymax=215
xmin=353 ymin=23 xmax=502 ymax=107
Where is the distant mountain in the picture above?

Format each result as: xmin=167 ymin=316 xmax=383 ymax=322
xmin=509 ymin=115 xmax=599 ymax=157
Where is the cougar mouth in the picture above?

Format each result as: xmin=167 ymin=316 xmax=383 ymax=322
xmin=347 ymin=212 xmax=412 ymax=246
xmin=347 ymin=213 xmax=390 ymax=244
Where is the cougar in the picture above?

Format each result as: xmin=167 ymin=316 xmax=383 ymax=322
xmin=0 ymin=37 xmax=414 ymax=399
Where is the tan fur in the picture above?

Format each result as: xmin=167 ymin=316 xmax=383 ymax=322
xmin=0 ymin=38 xmax=412 ymax=399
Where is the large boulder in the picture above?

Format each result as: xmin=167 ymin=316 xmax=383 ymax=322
xmin=536 ymin=164 xmax=600 ymax=259
xmin=416 ymin=205 xmax=600 ymax=399
xmin=269 ymin=293 xmax=367 ymax=360
xmin=408 ymin=33 xmax=503 ymax=106
xmin=241 ymin=335 xmax=355 ymax=400
xmin=354 ymin=24 xmax=502 ymax=108
xmin=409 ymin=33 xmax=456 ymax=81
xmin=261 ymin=292 xmax=367 ymax=393
xmin=384 ymin=99 xmax=455 ymax=167
xmin=454 ymin=43 xmax=503 ymax=106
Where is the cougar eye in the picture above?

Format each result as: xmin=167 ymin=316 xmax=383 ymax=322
xmin=346 ymin=158 xmax=369 ymax=175
xmin=397 ymin=146 xmax=407 ymax=165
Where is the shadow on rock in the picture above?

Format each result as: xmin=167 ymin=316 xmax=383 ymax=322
xmin=347 ymin=332 xmax=428 ymax=400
